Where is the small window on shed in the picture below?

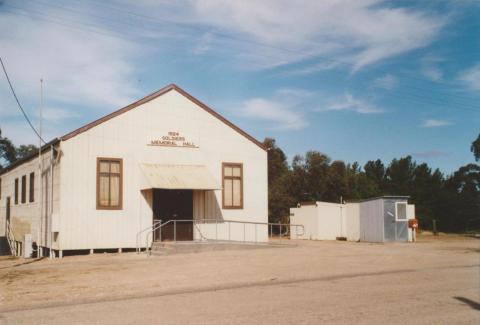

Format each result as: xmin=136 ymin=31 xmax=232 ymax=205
xmin=396 ymin=202 xmax=407 ymax=221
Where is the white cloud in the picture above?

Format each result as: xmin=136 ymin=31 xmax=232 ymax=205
xmin=322 ymin=93 xmax=384 ymax=114
xmin=422 ymin=119 xmax=451 ymax=127
xmin=372 ymin=74 xmax=397 ymax=90
xmin=420 ymin=55 xmax=445 ymax=82
xmin=36 ymin=107 xmax=80 ymax=123
xmin=458 ymin=64 xmax=480 ymax=91
xmin=135 ymin=0 xmax=446 ymax=72
xmin=0 ymin=7 xmax=141 ymax=110
xmin=239 ymin=98 xmax=307 ymax=130
xmin=192 ymin=32 xmax=214 ymax=55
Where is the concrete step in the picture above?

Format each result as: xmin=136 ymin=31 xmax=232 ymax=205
xmin=150 ymin=240 xmax=279 ymax=256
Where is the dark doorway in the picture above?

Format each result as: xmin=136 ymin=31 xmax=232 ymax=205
xmin=152 ymin=189 xmax=193 ymax=241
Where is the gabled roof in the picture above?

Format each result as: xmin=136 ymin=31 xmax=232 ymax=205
xmin=61 ymin=84 xmax=266 ymax=150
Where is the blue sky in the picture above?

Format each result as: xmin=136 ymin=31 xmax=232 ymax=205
xmin=0 ymin=0 xmax=478 ymax=174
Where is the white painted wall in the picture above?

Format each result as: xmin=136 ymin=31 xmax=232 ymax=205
xmin=290 ymin=204 xmax=318 ymax=240
xmin=290 ymin=202 xmax=351 ymax=241
xmin=316 ymin=202 xmax=344 ymax=240
xmin=346 ymin=203 xmax=360 ymax=241
xmin=407 ymin=204 xmax=415 ymax=242
xmin=57 ymin=89 xmax=268 ymax=250
xmin=0 ymin=148 xmax=60 ymax=249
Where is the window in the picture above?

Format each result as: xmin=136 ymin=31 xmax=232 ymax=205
xmin=29 ymin=172 xmax=35 ymax=202
xmin=14 ymin=178 xmax=18 ymax=204
xmin=396 ymin=202 xmax=407 ymax=221
xmin=21 ymin=175 xmax=26 ymax=204
xmin=222 ymin=163 xmax=243 ymax=209
xmin=97 ymin=158 xmax=123 ymax=209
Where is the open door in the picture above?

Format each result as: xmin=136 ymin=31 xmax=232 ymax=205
xmin=152 ymin=189 xmax=193 ymax=241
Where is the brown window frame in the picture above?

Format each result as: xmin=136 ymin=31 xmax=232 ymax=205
xmin=222 ymin=162 xmax=243 ymax=209
xmin=29 ymin=172 xmax=35 ymax=203
xmin=14 ymin=178 xmax=18 ymax=205
xmin=21 ymin=175 xmax=26 ymax=204
xmin=96 ymin=158 xmax=123 ymax=210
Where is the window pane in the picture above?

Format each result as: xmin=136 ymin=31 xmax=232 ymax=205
xmin=110 ymin=175 xmax=120 ymax=206
xmin=233 ymin=179 xmax=241 ymax=206
xmin=21 ymin=175 xmax=26 ymax=203
xmin=397 ymin=203 xmax=407 ymax=220
xmin=224 ymin=166 xmax=233 ymax=177
xmin=99 ymin=161 xmax=110 ymax=173
xmin=99 ymin=175 xmax=110 ymax=206
xmin=110 ymin=162 xmax=120 ymax=174
xmin=232 ymin=167 xmax=241 ymax=177
xmin=29 ymin=173 xmax=35 ymax=202
xmin=224 ymin=179 xmax=232 ymax=206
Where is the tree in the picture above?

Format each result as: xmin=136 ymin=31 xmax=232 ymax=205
xmin=0 ymin=128 xmax=17 ymax=171
xmin=471 ymin=133 xmax=480 ymax=161
xmin=263 ymin=138 xmax=293 ymax=223
xmin=16 ymin=144 xmax=38 ymax=160
xmin=0 ymin=129 xmax=38 ymax=172
xmin=385 ymin=156 xmax=416 ymax=195
xmin=364 ymin=159 xmax=386 ymax=196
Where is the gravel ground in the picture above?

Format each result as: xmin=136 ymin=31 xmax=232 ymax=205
xmin=0 ymin=234 xmax=478 ymax=324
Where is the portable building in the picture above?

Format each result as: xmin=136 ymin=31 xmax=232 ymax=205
xmin=290 ymin=196 xmax=415 ymax=243
xmin=0 ymin=84 xmax=268 ymax=257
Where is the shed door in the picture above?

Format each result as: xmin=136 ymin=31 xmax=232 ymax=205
xmin=384 ymin=200 xmax=397 ymax=242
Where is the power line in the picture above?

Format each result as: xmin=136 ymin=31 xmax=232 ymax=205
xmin=0 ymin=56 xmax=47 ymax=145
xmin=25 ymin=0 xmax=480 ymax=102
xmin=3 ymin=2 xmax=479 ymax=115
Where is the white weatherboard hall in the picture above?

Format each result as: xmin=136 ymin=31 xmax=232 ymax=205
xmin=0 ymin=84 xmax=268 ymax=257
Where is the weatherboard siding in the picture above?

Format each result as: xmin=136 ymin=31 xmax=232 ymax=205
xmin=57 ymin=89 xmax=267 ymax=250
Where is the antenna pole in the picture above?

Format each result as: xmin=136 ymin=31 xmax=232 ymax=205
xmin=39 ymin=78 xmax=44 ymax=257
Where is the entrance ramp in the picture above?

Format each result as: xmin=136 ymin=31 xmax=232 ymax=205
xmin=150 ymin=240 xmax=286 ymax=256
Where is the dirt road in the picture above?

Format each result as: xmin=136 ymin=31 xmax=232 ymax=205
xmin=0 ymin=235 xmax=478 ymax=324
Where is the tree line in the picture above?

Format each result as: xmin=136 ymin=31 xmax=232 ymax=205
xmin=265 ymin=134 xmax=480 ymax=233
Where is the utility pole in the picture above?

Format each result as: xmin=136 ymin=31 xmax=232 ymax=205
xmin=39 ymin=78 xmax=44 ymax=258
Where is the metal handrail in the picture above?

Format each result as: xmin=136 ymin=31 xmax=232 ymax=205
xmin=137 ymin=218 xmax=305 ymax=255
xmin=135 ymin=220 xmax=162 ymax=253
xmin=6 ymin=219 xmax=17 ymax=256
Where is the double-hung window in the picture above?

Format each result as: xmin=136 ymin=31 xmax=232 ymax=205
xmin=97 ymin=158 xmax=123 ymax=210
xmin=222 ymin=163 xmax=243 ymax=209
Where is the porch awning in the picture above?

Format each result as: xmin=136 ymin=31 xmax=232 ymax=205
xmin=140 ymin=163 xmax=221 ymax=190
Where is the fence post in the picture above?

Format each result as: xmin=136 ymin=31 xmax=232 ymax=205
xmin=174 ymin=220 xmax=177 ymax=242
xmin=279 ymin=222 xmax=282 ymax=243
xmin=243 ymin=223 xmax=246 ymax=242
xmin=159 ymin=219 xmax=162 ymax=243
